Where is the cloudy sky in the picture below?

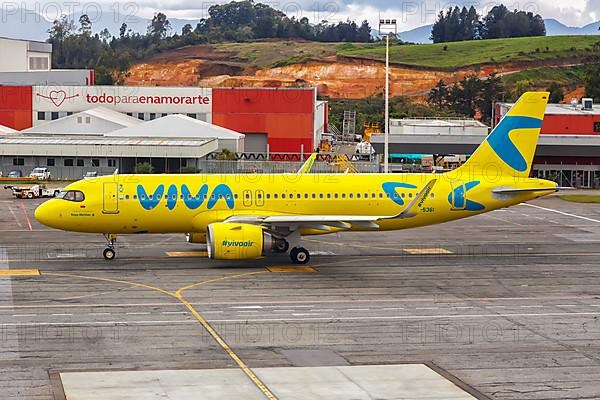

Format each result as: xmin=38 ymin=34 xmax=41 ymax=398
xmin=9 ymin=0 xmax=600 ymax=31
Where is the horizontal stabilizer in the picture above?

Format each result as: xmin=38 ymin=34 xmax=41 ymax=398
xmin=492 ymin=186 xmax=569 ymax=194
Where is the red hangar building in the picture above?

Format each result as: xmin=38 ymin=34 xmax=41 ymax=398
xmin=0 ymin=85 xmax=327 ymax=154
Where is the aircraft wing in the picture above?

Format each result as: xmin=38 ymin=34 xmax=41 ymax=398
xmin=225 ymin=179 xmax=437 ymax=231
xmin=297 ymin=153 xmax=318 ymax=174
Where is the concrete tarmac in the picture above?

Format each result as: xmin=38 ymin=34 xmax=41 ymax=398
xmin=1 ymin=190 xmax=600 ymax=399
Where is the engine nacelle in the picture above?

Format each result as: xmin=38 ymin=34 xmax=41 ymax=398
xmin=186 ymin=232 xmax=207 ymax=243
xmin=207 ymin=223 xmax=274 ymax=260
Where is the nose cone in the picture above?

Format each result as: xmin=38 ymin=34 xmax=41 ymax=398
xmin=34 ymin=200 xmax=57 ymax=228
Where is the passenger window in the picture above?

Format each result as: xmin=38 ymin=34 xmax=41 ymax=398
xmin=282 ymin=194 xmax=286 ymax=199
xmin=349 ymin=194 xmax=353 ymax=198
xmin=319 ymin=193 xmax=323 ymax=199
xmin=312 ymin=194 xmax=316 ymax=199
xmin=274 ymin=194 xmax=278 ymax=199
xmin=266 ymin=194 xmax=271 ymax=199
xmin=357 ymin=194 xmax=361 ymax=198
xmin=304 ymin=193 xmax=308 ymax=199
xmin=334 ymin=193 xmax=339 ymax=199
xmin=409 ymin=193 xmax=413 ymax=198
xmin=379 ymin=193 xmax=383 ymax=198
xmin=327 ymin=193 xmax=331 ymax=199
xmin=125 ymin=195 xmax=130 ymax=200
xmin=342 ymin=194 xmax=346 ymax=199
xmin=393 ymin=193 xmax=398 ymax=198
xmin=133 ymin=195 xmax=138 ymax=199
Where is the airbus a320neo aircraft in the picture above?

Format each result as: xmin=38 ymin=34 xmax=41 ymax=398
xmin=35 ymin=92 xmax=558 ymax=264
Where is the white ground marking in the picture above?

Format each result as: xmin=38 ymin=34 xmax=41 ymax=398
xmin=523 ymin=203 xmax=600 ymax=224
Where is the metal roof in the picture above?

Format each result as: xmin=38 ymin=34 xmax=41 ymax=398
xmin=107 ymin=114 xmax=245 ymax=139
xmin=0 ymin=136 xmax=214 ymax=147
xmin=499 ymin=102 xmax=600 ymax=116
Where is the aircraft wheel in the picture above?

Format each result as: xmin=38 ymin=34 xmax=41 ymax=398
xmin=274 ymin=240 xmax=289 ymax=253
xmin=290 ymin=247 xmax=310 ymax=264
xmin=103 ymin=248 xmax=116 ymax=260
xmin=26 ymin=192 xmax=33 ymax=199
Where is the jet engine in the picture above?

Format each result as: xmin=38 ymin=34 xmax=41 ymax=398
xmin=207 ymin=223 xmax=284 ymax=260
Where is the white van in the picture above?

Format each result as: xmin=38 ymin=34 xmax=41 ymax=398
xmin=29 ymin=167 xmax=51 ymax=180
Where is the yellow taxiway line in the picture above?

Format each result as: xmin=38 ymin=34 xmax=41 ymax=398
xmin=0 ymin=269 xmax=40 ymax=277
xmin=43 ymin=270 xmax=278 ymax=400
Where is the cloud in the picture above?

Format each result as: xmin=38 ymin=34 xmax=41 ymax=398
xmin=4 ymin=0 xmax=598 ymax=29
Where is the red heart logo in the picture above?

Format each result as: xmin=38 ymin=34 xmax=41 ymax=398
xmin=48 ymin=90 xmax=67 ymax=107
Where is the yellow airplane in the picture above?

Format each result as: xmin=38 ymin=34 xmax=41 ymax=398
xmin=35 ymin=92 xmax=559 ymax=264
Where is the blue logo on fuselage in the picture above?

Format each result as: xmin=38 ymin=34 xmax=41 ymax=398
xmin=382 ymin=182 xmax=418 ymax=206
xmin=447 ymin=181 xmax=485 ymax=211
xmin=136 ymin=184 xmax=234 ymax=210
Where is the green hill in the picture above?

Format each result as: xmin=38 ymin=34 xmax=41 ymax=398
xmin=338 ymin=36 xmax=600 ymax=69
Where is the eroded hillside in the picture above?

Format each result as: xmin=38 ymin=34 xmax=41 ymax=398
xmin=124 ymin=40 xmax=593 ymax=98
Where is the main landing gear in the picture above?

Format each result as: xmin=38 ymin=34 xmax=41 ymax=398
xmin=103 ymin=234 xmax=117 ymax=260
xmin=290 ymin=247 xmax=310 ymax=265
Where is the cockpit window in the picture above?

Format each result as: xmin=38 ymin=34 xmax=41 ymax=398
xmin=62 ymin=190 xmax=85 ymax=202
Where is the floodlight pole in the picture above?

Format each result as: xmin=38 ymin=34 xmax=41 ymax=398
xmin=384 ymin=32 xmax=390 ymax=173
xmin=379 ymin=18 xmax=396 ymax=173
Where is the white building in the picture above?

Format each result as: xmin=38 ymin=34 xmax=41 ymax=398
xmin=107 ymin=114 xmax=244 ymax=152
xmin=21 ymin=107 xmax=142 ymax=136
xmin=0 ymin=124 xmax=17 ymax=135
xmin=0 ymin=37 xmax=52 ymax=72
xmin=0 ymin=109 xmax=244 ymax=178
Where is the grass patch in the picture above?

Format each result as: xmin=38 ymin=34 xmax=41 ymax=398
xmin=501 ymin=65 xmax=585 ymax=88
xmin=558 ymin=195 xmax=600 ymax=203
xmin=338 ymin=36 xmax=600 ymax=69
xmin=214 ymin=41 xmax=338 ymax=69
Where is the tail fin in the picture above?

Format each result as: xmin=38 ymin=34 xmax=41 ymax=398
xmin=456 ymin=91 xmax=549 ymax=179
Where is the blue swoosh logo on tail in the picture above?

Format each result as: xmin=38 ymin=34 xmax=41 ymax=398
xmin=486 ymin=116 xmax=542 ymax=172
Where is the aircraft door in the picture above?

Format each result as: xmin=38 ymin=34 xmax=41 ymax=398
xmin=103 ymin=182 xmax=119 ymax=214
xmin=242 ymin=189 xmax=252 ymax=207
xmin=255 ymin=190 xmax=265 ymax=207
xmin=449 ymin=182 xmax=466 ymax=210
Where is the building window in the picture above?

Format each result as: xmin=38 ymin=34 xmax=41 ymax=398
xmin=161 ymin=113 xmax=168 ymax=118
xmin=187 ymin=113 xmax=196 ymax=119
xmin=47 ymin=158 xmax=55 ymax=166
xmin=37 ymin=112 xmax=46 ymax=121
xmin=13 ymin=158 xmax=24 ymax=166
xmin=51 ymin=112 xmax=59 ymax=120
xmin=29 ymin=57 xmax=49 ymax=70
xmin=64 ymin=159 xmax=74 ymax=167
xmin=85 ymin=116 xmax=91 ymax=124
xmin=108 ymin=159 xmax=117 ymax=167
xmin=67 ymin=112 xmax=73 ymax=116
xmin=595 ymin=122 xmax=600 ymax=133
xmin=76 ymin=159 xmax=84 ymax=167
xmin=149 ymin=113 xmax=156 ymax=120
xmin=126 ymin=113 xmax=133 ymax=117
xmin=138 ymin=113 xmax=145 ymax=120
xmin=91 ymin=159 xmax=100 ymax=167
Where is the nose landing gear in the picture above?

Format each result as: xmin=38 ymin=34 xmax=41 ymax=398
xmin=103 ymin=234 xmax=117 ymax=260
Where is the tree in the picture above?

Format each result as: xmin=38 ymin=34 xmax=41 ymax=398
xmin=119 ymin=23 xmax=128 ymax=38
xmin=481 ymin=5 xmax=545 ymax=39
xmin=513 ymin=79 xmax=535 ymax=99
xmin=148 ymin=12 xmax=171 ymax=41
xmin=428 ymin=80 xmax=449 ymax=109
xmin=478 ymin=74 xmax=504 ymax=122
xmin=584 ymin=42 xmax=600 ymax=101
xmin=134 ymin=162 xmax=154 ymax=174
xmin=547 ymin=82 xmax=564 ymax=103
xmin=78 ymin=14 xmax=92 ymax=34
